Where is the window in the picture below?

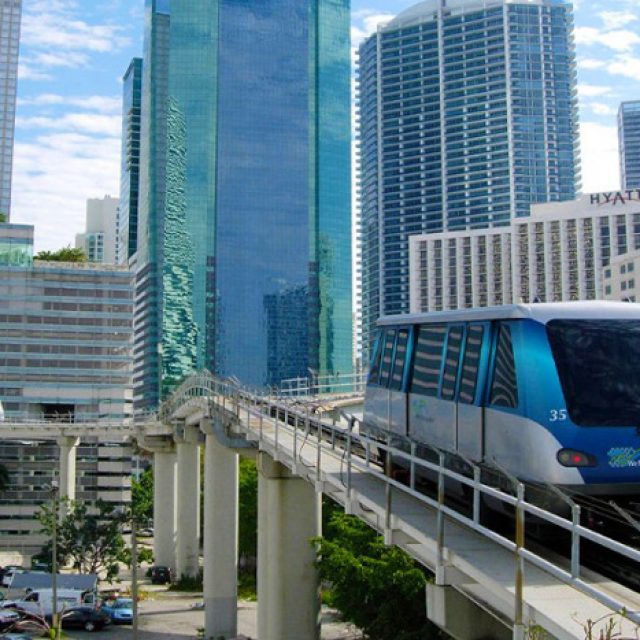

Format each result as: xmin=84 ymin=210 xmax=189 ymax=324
xmin=621 ymin=264 xmax=627 ymax=274
xmin=629 ymin=262 xmax=635 ymax=273
xmin=629 ymin=279 xmax=635 ymax=289
xmin=605 ymin=268 xmax=611 ymax=279
xmin=622 ymin=281 xmax=627 ymax=291
xmin=458 ymin=325 xmax=485 ymax=404
xmin=410 ymin=324 xmax=446 ymax=397
xmin=489 ymin=325 xmax=518 ymax=408
xmin=547 ymin=320 xmax=640 ymax=426
xmin=379 ymin=329 xmax=396 ymax=388
xmin=605 ymin=285 xmax=612 ymax=296
xmin=441 ymin=326 xmax=464 ymax=401
xmin=390 ymin=328 xmax=409 ymax=391
xmin=368 ymin=330 xmax=384 ymax=385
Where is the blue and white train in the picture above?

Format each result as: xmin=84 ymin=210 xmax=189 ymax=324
xmin=364 ymin=302 xmax=640 ymax=504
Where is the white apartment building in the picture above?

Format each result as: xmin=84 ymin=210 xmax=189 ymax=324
xmin=603 ymin=249 xmax=640 ymax=302
xmin=75 ymin=196 xmax=120 ymax=264
xmin=410 ymin=191 xmax=640 ymax=312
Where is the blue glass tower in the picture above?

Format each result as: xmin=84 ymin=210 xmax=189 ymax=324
xmin=619 ymin=101 xmax=640 ymax=190
xmin=358 ymin=0 xmax=580 ymax=355
xmin=118 ymin=57 xmax=143 ymax=263
xmin=135 ymin=0 xmax=352 ymax=407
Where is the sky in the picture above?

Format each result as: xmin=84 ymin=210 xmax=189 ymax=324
xmin=9 ymin=0 xmax=640 ymax=251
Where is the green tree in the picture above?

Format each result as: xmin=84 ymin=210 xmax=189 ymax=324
xmin=37 ymin=498 xmax=127 ymax=581
xmin=35 ymin=246 xmax=87 ymax=262
xmin=0 ymin=463 xmax=9 ymax=492
xmin=239 ymin=458 xmax=258 ymax=563
xmin=0 ymin=212 xmax=7 ymax=223
xmin=315 ymin=508 xmax=442 ymax=640
xmin=131 ymin=467 xmax=154 ymax=525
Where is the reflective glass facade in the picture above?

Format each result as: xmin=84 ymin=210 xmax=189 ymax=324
xmin=0 ymin=0 xmax=21 ymax=219
xmin=358 ymin=0 xmax=580 ymax=356
xmin=0 ymin=222 xmax=32 ymax=267
xmin=119 ymin=58 xmax=143 ymax=263
xmin=619 ymin=101 xmax=640 ymax=190
xmin=135 ymin=0 xmax=352 ymax=407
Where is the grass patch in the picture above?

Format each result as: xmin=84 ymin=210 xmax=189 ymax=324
xmin=238 ymin=571 xmax=256 ymax=601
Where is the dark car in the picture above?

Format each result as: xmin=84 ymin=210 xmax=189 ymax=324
xmin=150 ymin=566 xmax=172 ymax=585
xmin=60 ymin=607 xmax=110 ymax=632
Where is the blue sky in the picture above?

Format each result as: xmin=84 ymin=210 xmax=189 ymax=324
xmin=11 ymin=0 xmax=640 ymax=250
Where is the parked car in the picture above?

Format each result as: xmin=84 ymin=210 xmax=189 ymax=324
xmin=100 ymin=598 xmax=133 ymax=624
xmin=60 ymin=607 xmax=110 ymax=632
xmin=2 ymin=588 xmax=96 ymax=618
xmin=150 ymin=566 xmax=172 ymax=585
xmin=0 ymin=609 xmax=21 ymax=631
xmin=0 ymin=568 xmax=24 ymax=589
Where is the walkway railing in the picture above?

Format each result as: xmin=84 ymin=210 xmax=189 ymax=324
xmin=161 ymin=372 xmax=640 ymax=635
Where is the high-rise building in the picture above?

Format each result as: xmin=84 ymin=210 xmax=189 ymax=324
xmin=0 ymin=0 xmax=21 ymax=220
xmin=409 ymin=191 xmax=640 ymax=312
xmin=0 ymin=222 xmax=134 ymax=551
xmin=135 ymin=0 xmax=352 ymax=408
xmin=75 ymin=196 xmax=120 ymax=264
xmin=358 ymin=0 xmax=580 ymax=356
xmin=118 ymin=58 xmax=143 ymax=263
xmin=619 ymin=101 xmax=640 ymax=191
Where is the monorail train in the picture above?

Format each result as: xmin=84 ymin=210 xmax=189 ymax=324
xmin=363 ymin=302 xmax=640 ymax=504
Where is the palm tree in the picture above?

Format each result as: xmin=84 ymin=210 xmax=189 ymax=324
xmin=0 ymin=463 xmax=9 ymax=492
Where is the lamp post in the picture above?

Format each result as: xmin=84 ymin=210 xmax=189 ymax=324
xmin=50 ymin=480 xmax=59 ymax=640
xmin=131 ymin=513 xmax=139 ymax=640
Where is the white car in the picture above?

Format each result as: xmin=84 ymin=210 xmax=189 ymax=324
xmin=1 ymin=567 xmax=24 ymax=588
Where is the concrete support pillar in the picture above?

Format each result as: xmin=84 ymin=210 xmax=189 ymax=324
xmin=176 ymin=426 xmax=201 ymax=579
xmin=257 ymin=452 xmax=321 ymax=640
xmin=203 ymin=432 xmax=239 ymax=639
xmin=153 ymin=450 xmax=177 ymax=571
xmin=57 ymin=436 xmax=80 ymax=502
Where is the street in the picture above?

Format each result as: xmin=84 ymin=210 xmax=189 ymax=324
xmin=63 ymin=592 xmax=361 ymax=640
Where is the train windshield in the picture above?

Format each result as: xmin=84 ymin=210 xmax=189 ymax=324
xmin=547 ymin=319 xmax=640 ymax=427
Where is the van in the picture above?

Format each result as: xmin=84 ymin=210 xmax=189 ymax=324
xmin=1 ymin=588 xmax=96 ymax=617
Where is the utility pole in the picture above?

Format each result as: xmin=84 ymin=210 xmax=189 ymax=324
xmin=131 ymin=513 xmax=139 ymax=640
xmin=50 ymin=480 xmax=59 ymax=640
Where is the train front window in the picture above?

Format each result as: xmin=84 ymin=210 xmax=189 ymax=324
xmin=547 ymin=320 xmax=640 ymax=427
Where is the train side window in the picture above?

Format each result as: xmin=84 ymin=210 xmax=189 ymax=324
xmin=390 ymin=328 xmax=409 ymax=391
xmin=368 ymin=330 xmax=384 ymax=385
xmin=458 ymin=324 xmax=485 ymax=404
xmin=410 ymin=324 xmax=446 ymax=397
xmin=490 ymin=325 xmax=518 ymax=408
xmin=378 ymin=329 xmax=396 ymax=388
xmin=441 ymin=325 xmax=464 ymax=400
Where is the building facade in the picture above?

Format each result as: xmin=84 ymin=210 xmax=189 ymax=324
xmin=358 ymin=0 xmax=580 ymax=356
xmin=409 ymin=191 xmax=640 ymax=312
xmin=134 ymin=0 xmax=352 ymax=408
xmin=602 ymin=249 xmax=640 ymax=303
xmin=0 ymin=223 xmax=134 ymax=552
xmin=619 ymin=101 xmax=640 ymax=191
xmin=118 ymin=58 xmax=143 ymax=264
xmin=75 ymin=196 xmax=120 ymax=264
xmin=0 ymin=0 xmax=21 ymax=220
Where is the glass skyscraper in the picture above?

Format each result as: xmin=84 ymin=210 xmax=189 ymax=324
xmin=135 ymin=0 xmax=352 ymax=407
xmin=118 ymin=58 xmax=143 ymax=263
xmin=0 ymin=0 xmax=21 ymax=220
xmin=358 ymin=0 xmax=580 ymax=355
xmin=619 ymin=101 xmax=640 ymax=191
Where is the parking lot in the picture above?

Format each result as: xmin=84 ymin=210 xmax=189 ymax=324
xmin=62 ymin=591 xmax=361 ymax=640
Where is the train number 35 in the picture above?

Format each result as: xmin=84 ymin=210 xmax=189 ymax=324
xmin=549 ymin=409 xmax=568 ymax=422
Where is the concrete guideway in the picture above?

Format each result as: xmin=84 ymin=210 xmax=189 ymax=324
xmin=159 ymin=374 xmax=639 ymax=640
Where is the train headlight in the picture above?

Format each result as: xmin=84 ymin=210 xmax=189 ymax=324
xmin=557 ymin=448 xmax=597 ymax=467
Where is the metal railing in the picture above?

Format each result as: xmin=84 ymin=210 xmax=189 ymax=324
xmin=161 ymin=373 xmax=640 ymax=633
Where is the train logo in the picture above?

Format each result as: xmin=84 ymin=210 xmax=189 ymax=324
xmin=608 ymin=447 xmax=640 ymax=468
